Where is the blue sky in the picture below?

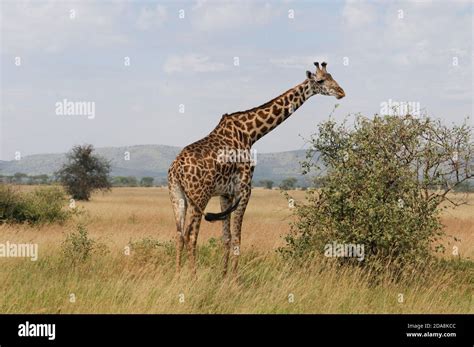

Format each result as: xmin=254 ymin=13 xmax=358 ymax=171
xmin=1 ymin=0 xmax=472 ymax=160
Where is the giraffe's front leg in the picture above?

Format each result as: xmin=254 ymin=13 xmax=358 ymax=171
xmin=230 ymin=186 xmax=251 ymax=274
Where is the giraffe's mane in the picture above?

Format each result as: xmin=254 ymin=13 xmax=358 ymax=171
xmin=224 ymin=82 xmax=303 ymax=118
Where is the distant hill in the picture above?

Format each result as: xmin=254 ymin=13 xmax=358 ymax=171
xmin=0 ymin=145 xmax=312 ymax=185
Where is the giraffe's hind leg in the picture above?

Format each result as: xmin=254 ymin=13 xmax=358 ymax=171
xmin=185 ymin=204 xmax=203 ymax=276
xmin=168 ymin=180 xmax=187 ymax=274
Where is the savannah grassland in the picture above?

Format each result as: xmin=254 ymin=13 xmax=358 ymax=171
xmin=0 ymin=187 xmax=472 ymax=314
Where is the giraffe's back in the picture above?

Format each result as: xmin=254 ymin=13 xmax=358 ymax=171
xmin=168 ymin=129 xmax=254 ymax=206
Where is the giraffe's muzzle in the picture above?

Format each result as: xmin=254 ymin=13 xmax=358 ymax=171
xmin=336 ymin=89 xmax=346 ymax=99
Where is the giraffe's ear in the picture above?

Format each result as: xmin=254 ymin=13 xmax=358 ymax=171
xmin=306 ymin=70 xmax=312 ymax=79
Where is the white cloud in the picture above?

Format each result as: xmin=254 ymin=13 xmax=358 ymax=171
xmin=163 ymin=54 xmax=228 ymax=73
xmin=341 ymin=1 xmax=472 ymax=69
xmin=136 ymin=4 xmax=167 ymax=30
xmin=1 ymin=1 xmax=471 ymax=159
xmin=191 ymin=1 xmax=280 ymax=31
xmin=442 ymin=87 xmax=473 ymax=102
xmin=269 ymin=55 xmax=328 ymax=69
xmin=342 ymin=0 xmax=376 ymax=28
xmin=1 ymin=1 xmax=128 ymax=54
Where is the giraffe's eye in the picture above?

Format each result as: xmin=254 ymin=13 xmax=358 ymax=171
xmin=317 ymin=80 xmax=325 ymax=84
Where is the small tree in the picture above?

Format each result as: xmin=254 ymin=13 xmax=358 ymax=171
xmin=281 ymin=114 xmax=473 ymax=269
xmin=56 ymin=144 xmax=111 ymax=201
xmin=280 ymin=177 xmax=298 ymax=190
xmin=29 ymin=174 xmax=49 ymax=185
xmin=259 ymin=179 xmax=274 ymax=189
xmin=140 ymin=177 xmax=154 ymax=187
xmin=126 ymin=176 xmax=138 ymax=187
xmin=112 ymin=176 xmax=126 ymax=187
xmin=158 ymin=178 xmax=168 ymax=187
xmin=36 ymin=174 xmax=49 ymax=185
xmin=13 ymin=172 xmax=27 ymax=184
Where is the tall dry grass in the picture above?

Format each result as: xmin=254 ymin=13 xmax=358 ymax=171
xmin=0 ymin=187 xmax=472 ymax=313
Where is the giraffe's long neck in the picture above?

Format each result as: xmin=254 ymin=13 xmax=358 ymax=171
xmin=237 ymin=79 xmax=315 ymax=145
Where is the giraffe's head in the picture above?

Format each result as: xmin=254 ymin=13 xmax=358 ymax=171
xmin=306 ymin=62 xmax=345 ymax=99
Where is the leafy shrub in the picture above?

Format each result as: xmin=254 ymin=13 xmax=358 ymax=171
xmin=62 ymin=223 xmax=108 ymax=263
xmin=129 ymin=238 xmax=174 ymax=264
xmin=128 ymin=237 xmax=221 ymax=266
xmin=140 ymin=177 xmax=154 ymax=187
xmin=197 ymin=237 xmax=221 ymax=267
xmin=259 ymin=180 xmax=274 ymax=189
xmin=279 ymin=177 xmax=298 ymax=190
xmin=0 ymin=185 xmax=70 ymax=225
xmin=280 ymin=114 xmax=473 ymax=271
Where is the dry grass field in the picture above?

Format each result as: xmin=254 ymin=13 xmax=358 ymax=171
xmin=0 ymin=187 xmax=472 ymax=313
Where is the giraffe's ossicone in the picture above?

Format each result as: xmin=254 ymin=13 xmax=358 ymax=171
xmin=168 ymin=61 xmax=345 ymax=275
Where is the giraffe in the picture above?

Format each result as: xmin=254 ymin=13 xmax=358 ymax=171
xmin=168 ymin=62 xmax=345 ymax=275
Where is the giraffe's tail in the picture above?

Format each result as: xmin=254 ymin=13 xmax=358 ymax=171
xmin=204 ymin=197 xmax=241 ymax=222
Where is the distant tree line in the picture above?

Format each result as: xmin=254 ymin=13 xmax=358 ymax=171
xmin=4 ymin=171 xmax=472 ymax=193
xmin=256 ymin=177 xmax=310 ymax=190
xmin=1 ymin=173 xmax=167 ymax=188
xmin=1 ymin=173 xmax=52 ymax=185
xmin=112 ymin=176 xmax=159 ymax=187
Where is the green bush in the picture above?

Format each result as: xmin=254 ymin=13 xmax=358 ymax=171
xmin=62 ymin=223 xmax=108 ymax=263
xmin=259 ymin=179 xmax=274 ymax=189
xmin=280 ymin=114 xmax=473 ymax=271
xmin=0 ymin=185 xmax=70 ymax=225
xmin=197 ymin=237 xmax=221 ymax=267
xmin=129 ymin=238 xmax=174 ymax=264
xmin=140 ymin=177 xmax=154 ymax=187
xmin=280 ymin=177 xmax=298 ymax=190
xmin=128 ymin=237 xmax=221 ymax=266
